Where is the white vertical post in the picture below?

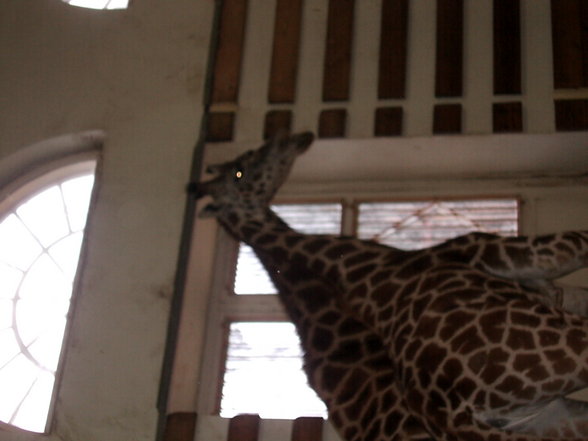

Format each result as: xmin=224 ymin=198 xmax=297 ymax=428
xmin=236 ymin=0 xmax=277 ymax=141
xmin=348 ymin=0 xmax=382 ymax=138
xmin=293 ymin=0 xmax=329 ymax=133
xmin=521 ymin=0 xmax=555 ymax=133
xmin=463 ymin=0 xmax=493 ymax=133
xmin=404 ymin=0 xmax=437 ymax=136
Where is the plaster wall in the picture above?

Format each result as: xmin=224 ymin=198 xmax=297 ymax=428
xmin=0 ymin=1 xmax=212 ymax=440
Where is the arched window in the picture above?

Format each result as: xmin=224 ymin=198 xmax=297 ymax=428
xmin=61 ymin=0 xmax=129 ymax=10
xmin=0 ymin=159 xmax=96 ymax=433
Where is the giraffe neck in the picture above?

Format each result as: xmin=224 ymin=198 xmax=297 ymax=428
xmin=220 ymin=207 xmax=430 ymax=440
xmin=220 ymin=207 xmax=292 ymax=242
xmin=222 ymin=206 xmax=409 ymax=308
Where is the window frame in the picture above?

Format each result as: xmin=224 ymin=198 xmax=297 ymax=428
xmin=0 ymin=152 xmax=98 ymax=434
xmin=197 ymin=194 xmax=520 ymax=417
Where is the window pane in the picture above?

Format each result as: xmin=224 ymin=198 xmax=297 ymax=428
xmin=220 ymin=322 xmax=327 ymax=419
xmin=0 ymin=171 xmax=95 ymax=432
xmin=17 ymin=187 xmax=69 ymax=248
xmin=0 ymin=215 xmax=42 ymax=271
xmin=357 ymin=199 xmax=518 ymax=250
xmin=61 ymin=175 xmax=94 ymax=232
xmin=234 ymin=204 xmax=342 ymax=295
xmin=62 ymin=0 xmax=129 ymax=9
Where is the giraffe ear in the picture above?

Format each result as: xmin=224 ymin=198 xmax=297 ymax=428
xmin=199 ymin=203 xmax=221 ymax=218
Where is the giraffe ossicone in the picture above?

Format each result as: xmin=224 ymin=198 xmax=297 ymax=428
xmin=195 ymin=132 xmax=588 ymax=441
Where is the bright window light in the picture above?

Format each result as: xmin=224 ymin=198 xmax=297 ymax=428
xmin=0 ymin=173 xmax=95 ymax=432
xmin=220 ymin=322 xmax=327 ymax=419
xmin=234 ymin=204 xmax=342 ymax=295
xmin=62 ymin=0 xmax=129 ymax=10
xmin=357 ymin=199 xmax=518 ymax=250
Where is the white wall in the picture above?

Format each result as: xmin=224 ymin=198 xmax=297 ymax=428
xmin=0 ymin=1 xmax=213 ymax=440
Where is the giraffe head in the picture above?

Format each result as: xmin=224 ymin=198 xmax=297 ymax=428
xmin=194 ymin=131 xmax=314 ymax=221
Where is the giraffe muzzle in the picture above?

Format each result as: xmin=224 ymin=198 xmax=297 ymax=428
xmin=187 ymin=181 xmax=208 ymax=199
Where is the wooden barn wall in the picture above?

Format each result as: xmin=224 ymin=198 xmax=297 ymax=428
xmin=205 ymin=0 xmax=588 ymax=142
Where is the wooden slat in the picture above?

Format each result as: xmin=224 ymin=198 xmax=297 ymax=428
xmin=163 ymin=413 xmax=197 ymax=441
xmin=555 ymin=99 xmax=588 ymax=131
xmin=319 ymin=109 xmax=347 ymax=138
xmin=291 ymin=417 xmax=324 ymax=441
xmin=264 ymin=110 xmax=292 ymax=139
xmin=268 ymin=0 xmax=304 ymax=103
xmin=435 ymin=0 xmax=463 ymax=97
xmin=211 ymin=0 xmax=248 ymax=103
xmin=322 ymin=0 xmax=355 ymax=101
xmin=433 ymin=104 xmax=462 ymax=134
xmin=206 ymin=112 xmax=235 ymax=142
xmin=551 ymin=0 xmax=587 ymax=89
xmin=493 ymin=102 xmax=523 ymax=133
xmin=493 ymin=0 xmax=521 ymax=94
xmin=374 ymin=107 xmax=403 ymax=136
xmin=227 ymin=415 xmax=260 ymax=441
xmin=378 ymin=0 xmax=409 ymax=99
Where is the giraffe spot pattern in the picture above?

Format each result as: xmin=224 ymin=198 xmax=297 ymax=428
xmin=495 ymin=375 xmax=535 ymax=400
xmin=284 ymin=234 xmax=304 ymax=247
xmin=344 ymin=251 xmax=382 ymax=267
xmin=479 ymin=309 xmax=506 ymax=343
xmin=347 ymin=263 xmax=378 ymax=283
xmin=451 ymin=326 xmax=485 ymax=354
xmin=504 ymin=245 xmax=533 ymax=268
xmin=395 ymin=255 xmax=433 ymax=279
xmin=512 ymin=353 xmax=542 ymax=376
xmin=339 ymin=368 xmax=369 ymax=404
xmin=439 ymin=310 xmax=477 ymax=340
xmin=480 ymin=350 xmax=508 ymax=384
xmin=467 ymin=350 xmax=488 ymax=375
xmin=330 ymin=340 xmax=364 ymax=363
xmin=511 ymin=311 xmax=542 ymax=327
xmin=480 ymin=243 xmax=509 ymax=271
xmin=325 ymin=243 xmax=358 ymax=259
xmin=545 ymin=349 xmax=576 ymax=375
xmin=311 ymin=327 xmax=334 ymax=351
xmin=303 ymin=238 xmax=331 ymax=253
xmin=505 ymin=328 xmax=536 ymax=351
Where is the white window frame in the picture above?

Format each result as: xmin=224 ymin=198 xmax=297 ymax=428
xmin=0 ymin=151 xmax=98 ymax=434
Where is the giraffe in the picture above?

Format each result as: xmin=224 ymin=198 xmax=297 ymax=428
xmin=253 ymin=249 xmax=433 ymax=441
xmin=194 ymin=132 xmax=588 ymax=440
xmin=251 ymin=238 xmax=588 ymax=441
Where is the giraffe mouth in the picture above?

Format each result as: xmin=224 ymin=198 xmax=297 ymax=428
xmin=187 ymin=181 xmax=204 ymax=198
xmin=188 ymin=180 xmax=214 ymax=199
